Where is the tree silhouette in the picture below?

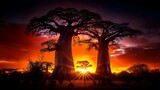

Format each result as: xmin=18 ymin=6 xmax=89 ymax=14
xmin=26 ymin=8 xmax=101 ymax=77
xmin=77 ymin=21 xmax=142 ymax=77
xmin=117 ymin=71 xmax=133 ymax=83
xmin=27 ymin=60 xmax=44 ymax=87
xmin=76 ymin=60 xmax=92 ymax=72
xmin=127 ymin=64 xmax=149 ymax=75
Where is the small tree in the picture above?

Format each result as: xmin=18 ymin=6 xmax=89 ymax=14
xmin=76 ymin=60 xmax=92 ymax=72
xmin=27 ymin=60 xmax=44 ymax=86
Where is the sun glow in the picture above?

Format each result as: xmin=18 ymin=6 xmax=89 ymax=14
xmin=79 ymin=69 xmax=88 ymax=74
xmin=74 ymin=55 xmax=96 ymax=73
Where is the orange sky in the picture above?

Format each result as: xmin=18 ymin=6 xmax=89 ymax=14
xmin=0 ymin=23 xmax=160 ymax=73
xmin=0 ymin=0 xmax=160 ymax=74
xmin=16 ymin=43 xmax=130 ymax=73
xmin=18 ymin=43 xmax=159 ymax=73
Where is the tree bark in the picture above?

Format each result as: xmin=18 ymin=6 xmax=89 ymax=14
xmin=53 ymin=30 xmax=75 ymax=79
xmin=96 ymin=39 xmax=111 ymax=77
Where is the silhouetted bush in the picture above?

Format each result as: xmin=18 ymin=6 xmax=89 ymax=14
xmin=0 ymin=63 xmax=160 ymax=89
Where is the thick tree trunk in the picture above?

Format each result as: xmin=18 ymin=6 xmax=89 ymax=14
xmin=96 ymin=40 xmax=111 ymax=77
xmin=53 ymin=31 xmax=75 ymax=79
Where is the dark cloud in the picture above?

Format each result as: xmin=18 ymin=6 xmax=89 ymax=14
xmin=117 ymin=47 xmax=160 ymax=64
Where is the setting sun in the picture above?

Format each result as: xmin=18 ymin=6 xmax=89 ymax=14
xmin=79 ymin=69 xmax=88 ymax=74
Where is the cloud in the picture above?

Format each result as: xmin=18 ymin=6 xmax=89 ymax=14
xmin=116 ymin=47 xmax=160 ymax=64
xmin=0 ymin=59 xmax=15 ymax=64
xmin=121 ymin=29 xmax=160 ymax=49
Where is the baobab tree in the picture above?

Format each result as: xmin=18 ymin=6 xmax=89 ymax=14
xmin=77 ymin=21 xmax=142 ymax=77
xmin=26 ymin=7 xmax=101 ymax=77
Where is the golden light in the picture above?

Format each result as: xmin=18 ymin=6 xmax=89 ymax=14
xmin=111 ymin=66 xmax=128 ymax=73
xmin=48 ymin=69 xmax=53 ymax=73
xmin=79 ymin=69 xmax=88 ymax=74
xmin=110 ymin=48 xmax=125 ymax=57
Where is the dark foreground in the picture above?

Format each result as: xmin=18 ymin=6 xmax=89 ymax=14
xmin=0 ymin=70 xmax=160 ymax=90
xmin=1 ymin=79 xmax=160 ymax=90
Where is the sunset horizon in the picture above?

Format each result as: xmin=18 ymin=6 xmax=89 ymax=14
xmin=0 ymin=0 xmax=160 ymax=89
xmin=0 ymin=28 xmax=159 ymax=73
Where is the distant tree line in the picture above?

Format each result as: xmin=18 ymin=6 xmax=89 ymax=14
xmin=0 ymin=63 xmax=160 ymax=89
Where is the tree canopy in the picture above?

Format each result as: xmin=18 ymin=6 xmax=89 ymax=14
xmin=26 ymin=7 xmax=101 ymax=37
